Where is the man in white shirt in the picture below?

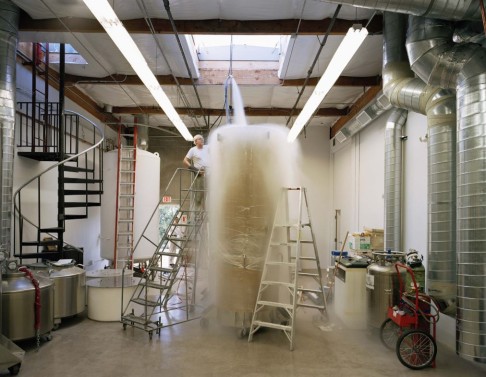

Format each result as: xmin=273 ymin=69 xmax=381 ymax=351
xmin=183 ymin=134 xmax=208 ymax=207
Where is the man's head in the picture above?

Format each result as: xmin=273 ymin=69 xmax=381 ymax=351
xmin=193 ymin=134 xmax=204 ymax=147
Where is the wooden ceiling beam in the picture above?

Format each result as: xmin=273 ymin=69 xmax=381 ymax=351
xmin=19 ymin=14 xmax=382 ymax=35
xmin=111 ymin=106 xmax=348 ymax=117
xmin=330 ymin=84 xmax=383 ymax=138
xmin=65 ymin=72 xmax=381 ymax=87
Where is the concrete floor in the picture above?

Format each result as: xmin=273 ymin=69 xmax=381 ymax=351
xmin=4 ymin=301 xmax=486 ymax=377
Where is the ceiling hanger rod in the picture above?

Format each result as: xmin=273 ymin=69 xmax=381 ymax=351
xmin=285 ymin=4 xmax=342 ymax=126
xmin=163 ymin=0 xmax=209 ymax=129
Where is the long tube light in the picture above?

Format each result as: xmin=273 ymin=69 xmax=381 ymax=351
xmin=287 ymin=26 xmax=368 ymax=142
xmin=83 ymin=0 xmax=193 ymax=141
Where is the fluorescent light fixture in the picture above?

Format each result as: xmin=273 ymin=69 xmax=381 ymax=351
xmin=287 ymin=26 xmax=368 ymax=142
xmin=83 ymin=0 xmax=193 ymax=141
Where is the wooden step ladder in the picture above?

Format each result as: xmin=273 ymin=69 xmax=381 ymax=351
xmin=114 ymin=128 xmax=137 ymax=269
xmin=248 ymin=187 xmax=326 ymax=350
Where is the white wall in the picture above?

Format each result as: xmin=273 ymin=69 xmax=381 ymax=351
xmin=293 ymin=126 xmax=332 ymax=268
xmin=331 ymin=111 xmax=388 ymax=252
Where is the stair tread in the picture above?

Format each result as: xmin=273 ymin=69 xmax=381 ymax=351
xmin=65 ymin=214 xmax=88 ymax=220
xmin=64 ymin=189 xmax=102 ymax=195
xmin=64 ymin=202 xmax=101 ymax=207
xmin=63 ymin=166 xmax=94 ymax=173
xmin=131 ymin=298 xmax=161 ymax=307
xmin=39 ymin=227 xmax=64 ymax=233
xmin=13 ymin=252 xmax=61 ymax=259
xmin=64 ymin=177 xmax=102 ymax=183
xmin=145 ymin=281 xmax=170 ymax=289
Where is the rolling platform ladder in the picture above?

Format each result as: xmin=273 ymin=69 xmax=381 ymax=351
xmin=121 ymin=168 xmax=207 ymax=339
xmin=113 ymin=128 xmax=137 ymax=269
xmin=248 ymin=187 xmax=326 ymax=350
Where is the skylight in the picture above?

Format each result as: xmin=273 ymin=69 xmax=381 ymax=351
xmin=48 ymin=43 xmax=88 ymax=65
xmin=193 ymin=35 xmax=283 ymax=61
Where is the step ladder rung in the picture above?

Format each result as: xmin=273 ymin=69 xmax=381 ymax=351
xmin=297 ymin=303 xmax=326 ymax=310
xmin=298 ymin=272 xmax=319 ymax=277
xmin=297 ymin=288 xmax=323 ymax=294
xmin=261 ymin=280 xmax=294 ymax=288
xmin=292 ymin=256 xmax=316 ymax=261
xmin=256 ymin=301 xmax=294 ymax=310
xmin=251 ymin=320 xmax=292 ymax=331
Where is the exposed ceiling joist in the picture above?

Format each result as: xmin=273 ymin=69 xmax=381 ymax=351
xmin=65 ymin=72 xmax=381 ymax=87
xmin=330 ymin=84 xmax=383 ymax=138
xmin=112 ymin=106 xmax=348 ymax=117
xmin=19 ymin=14 xmax=383 ymax=35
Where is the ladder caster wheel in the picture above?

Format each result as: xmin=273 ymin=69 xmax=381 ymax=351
xmin=123 ymin=323 xmax=127 ymax=330
xmin=149 ymin=331 xmax=153 ymax=340
xmin=200 ymin=317 xmax=209 ymax=328
xmin=52 ymin=323 xmax=60 ymax=331
xmin=42 ymin=333 xmax=53 ymax=342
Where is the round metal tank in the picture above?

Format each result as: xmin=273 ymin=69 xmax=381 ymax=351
xmin=1 ymin=272 xmax=54 ymax=341
xmin=32 ymin=263 xmax=86 ymax=321
xmin=208 ymin=125 xmax=293 ymax=314
xmin=365 ymin=252 xmax=406 ymax=328
xmin=100 ymin=148 xmax=160 ymax=262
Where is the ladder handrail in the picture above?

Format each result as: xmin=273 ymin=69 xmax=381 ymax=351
xmin=129 ymin=167 xmax=204 ymax=262
xmin=13 ymin=110 xmax=104 ymax=254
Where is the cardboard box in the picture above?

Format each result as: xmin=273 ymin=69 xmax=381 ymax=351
xmin=364 ymin=227 xmax=384 ymax=251
xmin=348 ymin=234 xmax=371 ymax=250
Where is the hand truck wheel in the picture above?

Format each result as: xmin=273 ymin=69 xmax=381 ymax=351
xmin=396 ymin=329 xmax=437 ymax=370
xmin=379 ymin=318 xmax=401 ymax=350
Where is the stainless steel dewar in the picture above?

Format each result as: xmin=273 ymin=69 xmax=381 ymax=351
xmin=365 ymin=252 xmax=406 ymax=328
xmin=1 ymin=271 xmax=54 ymax=341
xmin=31 ymin=263 xmax=86 ymax=322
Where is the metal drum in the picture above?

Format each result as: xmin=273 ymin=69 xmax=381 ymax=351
xmin=1 ymin=272 xmax=54 ymax=341
xmin=365 ymin=251 xmax=405 ymax=328
xmin=32 ymin=263 xmax=86 ymax=325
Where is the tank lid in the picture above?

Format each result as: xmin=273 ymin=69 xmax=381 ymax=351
xmin=2 ymin=271 xmax=54 ymax=292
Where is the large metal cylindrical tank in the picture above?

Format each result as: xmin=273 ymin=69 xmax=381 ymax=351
xmin=32 ymin=263 xmax=86 ymax=321
xmin=1 ymin=272 xmax=54 ymax=341
xmin=365 ymin=252 xmax=405 ymax=328
xmin=208 ymin=125 xmax=292 ymax=314
xmin=100 ymin=148 xmax=160 ymax=262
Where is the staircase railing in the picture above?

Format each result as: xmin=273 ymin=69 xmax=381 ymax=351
xmin=13 ymin=110 xmax=104 ymax=261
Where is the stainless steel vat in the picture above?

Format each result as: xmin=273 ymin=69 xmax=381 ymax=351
xmin=31 ymin=263 xmax=86 ymax=322
xmin=365 ymin=252 xmax=405 ymax=328
xmin=1 ymin=272 xmax=54 ymax=341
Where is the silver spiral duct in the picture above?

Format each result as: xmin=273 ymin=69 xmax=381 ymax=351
xmin=383 ymin=12 xmax=457 ymax=315
xmin=0 ymin=0 xmax=19 ymax=333
xmin=384 ymin=108 xmax=407 ymax=251
xmin=407 ymin=15 xmax=486 ymax=363
xmin=323 ymin=0 xmax=480 ymax=21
